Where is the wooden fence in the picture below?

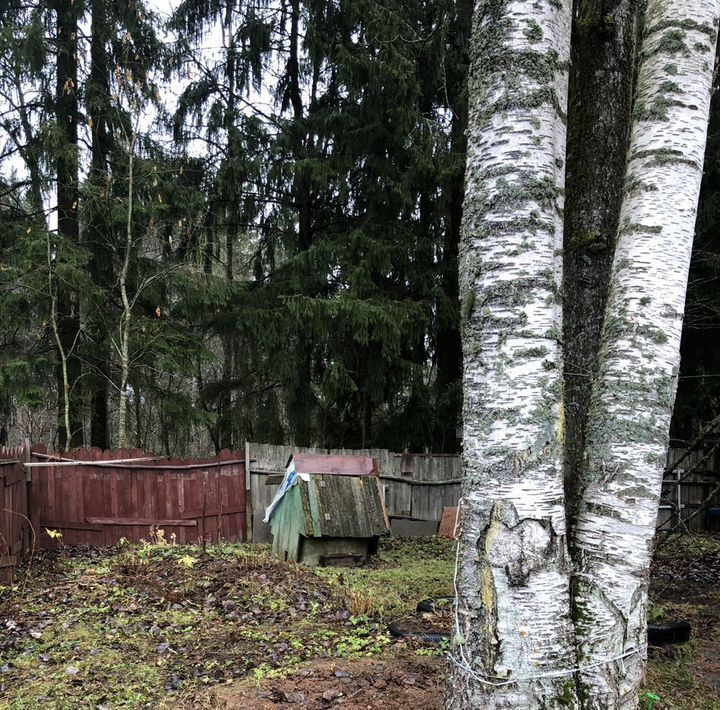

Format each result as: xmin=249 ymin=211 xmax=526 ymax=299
xmin=1 ymin=438 xmax=717 ymax=579
xmin=247 ymin=443 xmax=462 ymax=538
xmin=250 ymin=442 xmax=720 ymax=537
xmin=659 ymin=445 xmax=720 ymax=533
xmin=29 ymin=446 xmax=247 ymax=549
xmin=0 ymin=445 xmax=31 ymax=584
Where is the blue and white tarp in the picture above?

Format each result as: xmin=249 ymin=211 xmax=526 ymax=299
xmin=263 ymin=458 xmax=310 ymax=523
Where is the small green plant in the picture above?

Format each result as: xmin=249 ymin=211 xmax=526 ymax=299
xmin=177 ymin=555 xmax=198 ymax=569
xmin=641 ymin=691 xmax=661 ymax=709
xmin=416 ymin=637 xmax=450 ymax=657
xmin=252 ymin=663 xmax=287 ymax=681
xmin=647 ymin=605 xmax=666 ymax=623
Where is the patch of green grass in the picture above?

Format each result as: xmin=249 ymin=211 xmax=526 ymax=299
xmin=2 ymin=623 xmax=165 ymax=709
xmin=314 ymin=537 xmax=455 ymax=617
xmin=655 ymin=533 xmax=720 ymax=561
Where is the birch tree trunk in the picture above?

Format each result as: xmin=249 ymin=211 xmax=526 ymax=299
xmin=117 ymin=133 xmax=135 ymax=449
xmin=447 ymin=1 xmax=577 ymax=707
xmin=571 ymin=2 xmax=720 ymax=706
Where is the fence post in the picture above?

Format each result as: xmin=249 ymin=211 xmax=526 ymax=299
xmin=23 ymin=438 xmax=32 ymax=553
xmin=245 ymin=440 xmax=253 ymax=543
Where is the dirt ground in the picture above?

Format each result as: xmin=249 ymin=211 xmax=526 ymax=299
xmin=0 ymin=538 xmax=454 ymax=708
xmin=214 ymin=534 xmax=720 ymax=710
xmin=216 ymin=654 xmax=445 ymax=710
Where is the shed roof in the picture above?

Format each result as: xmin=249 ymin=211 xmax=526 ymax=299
xmin=285 ymin=453 xmax=378 ymax=477
xmin=297 ymin=474 xmax=388 ymax=538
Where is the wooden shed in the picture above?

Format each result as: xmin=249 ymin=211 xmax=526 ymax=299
xmin=265 ymin=453 xmax=389 ymax=566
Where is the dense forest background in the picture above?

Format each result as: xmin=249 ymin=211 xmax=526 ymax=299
xmin=0 ymin=0 xmax=716 ymax=455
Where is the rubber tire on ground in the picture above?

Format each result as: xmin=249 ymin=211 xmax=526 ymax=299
xmin=387 ymin=622 xmax=450 ymax=645
xmin=648 ymin=621 xmax=692 ymax=645
xmin=416 ymin=597 xmax=455 ymax=614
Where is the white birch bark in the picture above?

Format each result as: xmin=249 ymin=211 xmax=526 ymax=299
xmin=117 ymin=131 xmax=135 ymax=449
xmin=447 ymin=1 xmax=576 ymax=707
xmin=47 ymin=234 xmax=72 ymax=450
xmin=572 ymin=3 xmax=720 ymax=707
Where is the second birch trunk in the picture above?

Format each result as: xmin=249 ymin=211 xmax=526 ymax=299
xmin=571 ymin=2 xmax=720 ymax=707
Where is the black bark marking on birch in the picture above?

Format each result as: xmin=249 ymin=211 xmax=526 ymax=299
xmin=644 ymin=18 xmax=717 ymax=40
xmin=490 ymin=516 xmax=554 ymax=587
xmin=475 ymin=524 xmax=501 ymax=670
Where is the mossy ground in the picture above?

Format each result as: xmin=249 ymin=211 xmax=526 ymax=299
xmin=0 ymin=534 xmax=718 ymax=708
xmin=0 ymin=536 xmax=454 ymax=708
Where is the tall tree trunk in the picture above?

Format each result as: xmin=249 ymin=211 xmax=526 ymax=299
xmin=54 ymin=0 xmax=83 ymax=449
xmin=218 ymin=0 xmax=238 ymax=451
xmin=433 ymin=0 xmax=472 ymax=454
xmin=571 ymin=2 xmax=720 ymax=706
xmin=562 ymin=0 xmax=640 ymax=515
xmin=447 ymin=1 xmax=576 ymax=707
xmin=117 ymin=133 xmax=136 ymax=449
xmin=287 ymin=0 xmax=314 ymax=447
xmin=0 ymin=396 xmax=8 ymax=446
xmin=87 ymin=0 xmax=111 ymax=449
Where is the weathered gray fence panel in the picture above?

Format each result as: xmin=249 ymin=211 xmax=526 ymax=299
xmin=660 ymin=446 xmax=720 ymax=533
xmin=248 ymin=442 xmax=720 ymax=541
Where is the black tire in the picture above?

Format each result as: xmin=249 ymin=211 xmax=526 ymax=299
xmin=647 ymin=620 xmax=691 ymax=645
xmin=387 ymin=622 xmax=450 ymax=645
xmin=416 ymin=597 xmax=455 ymax=614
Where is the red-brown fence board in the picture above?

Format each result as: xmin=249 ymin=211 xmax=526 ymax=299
xmin=0 ymin=445 xmax=31 ymax=583
xmin=30 ymin=446 xmax=246 ymax=549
